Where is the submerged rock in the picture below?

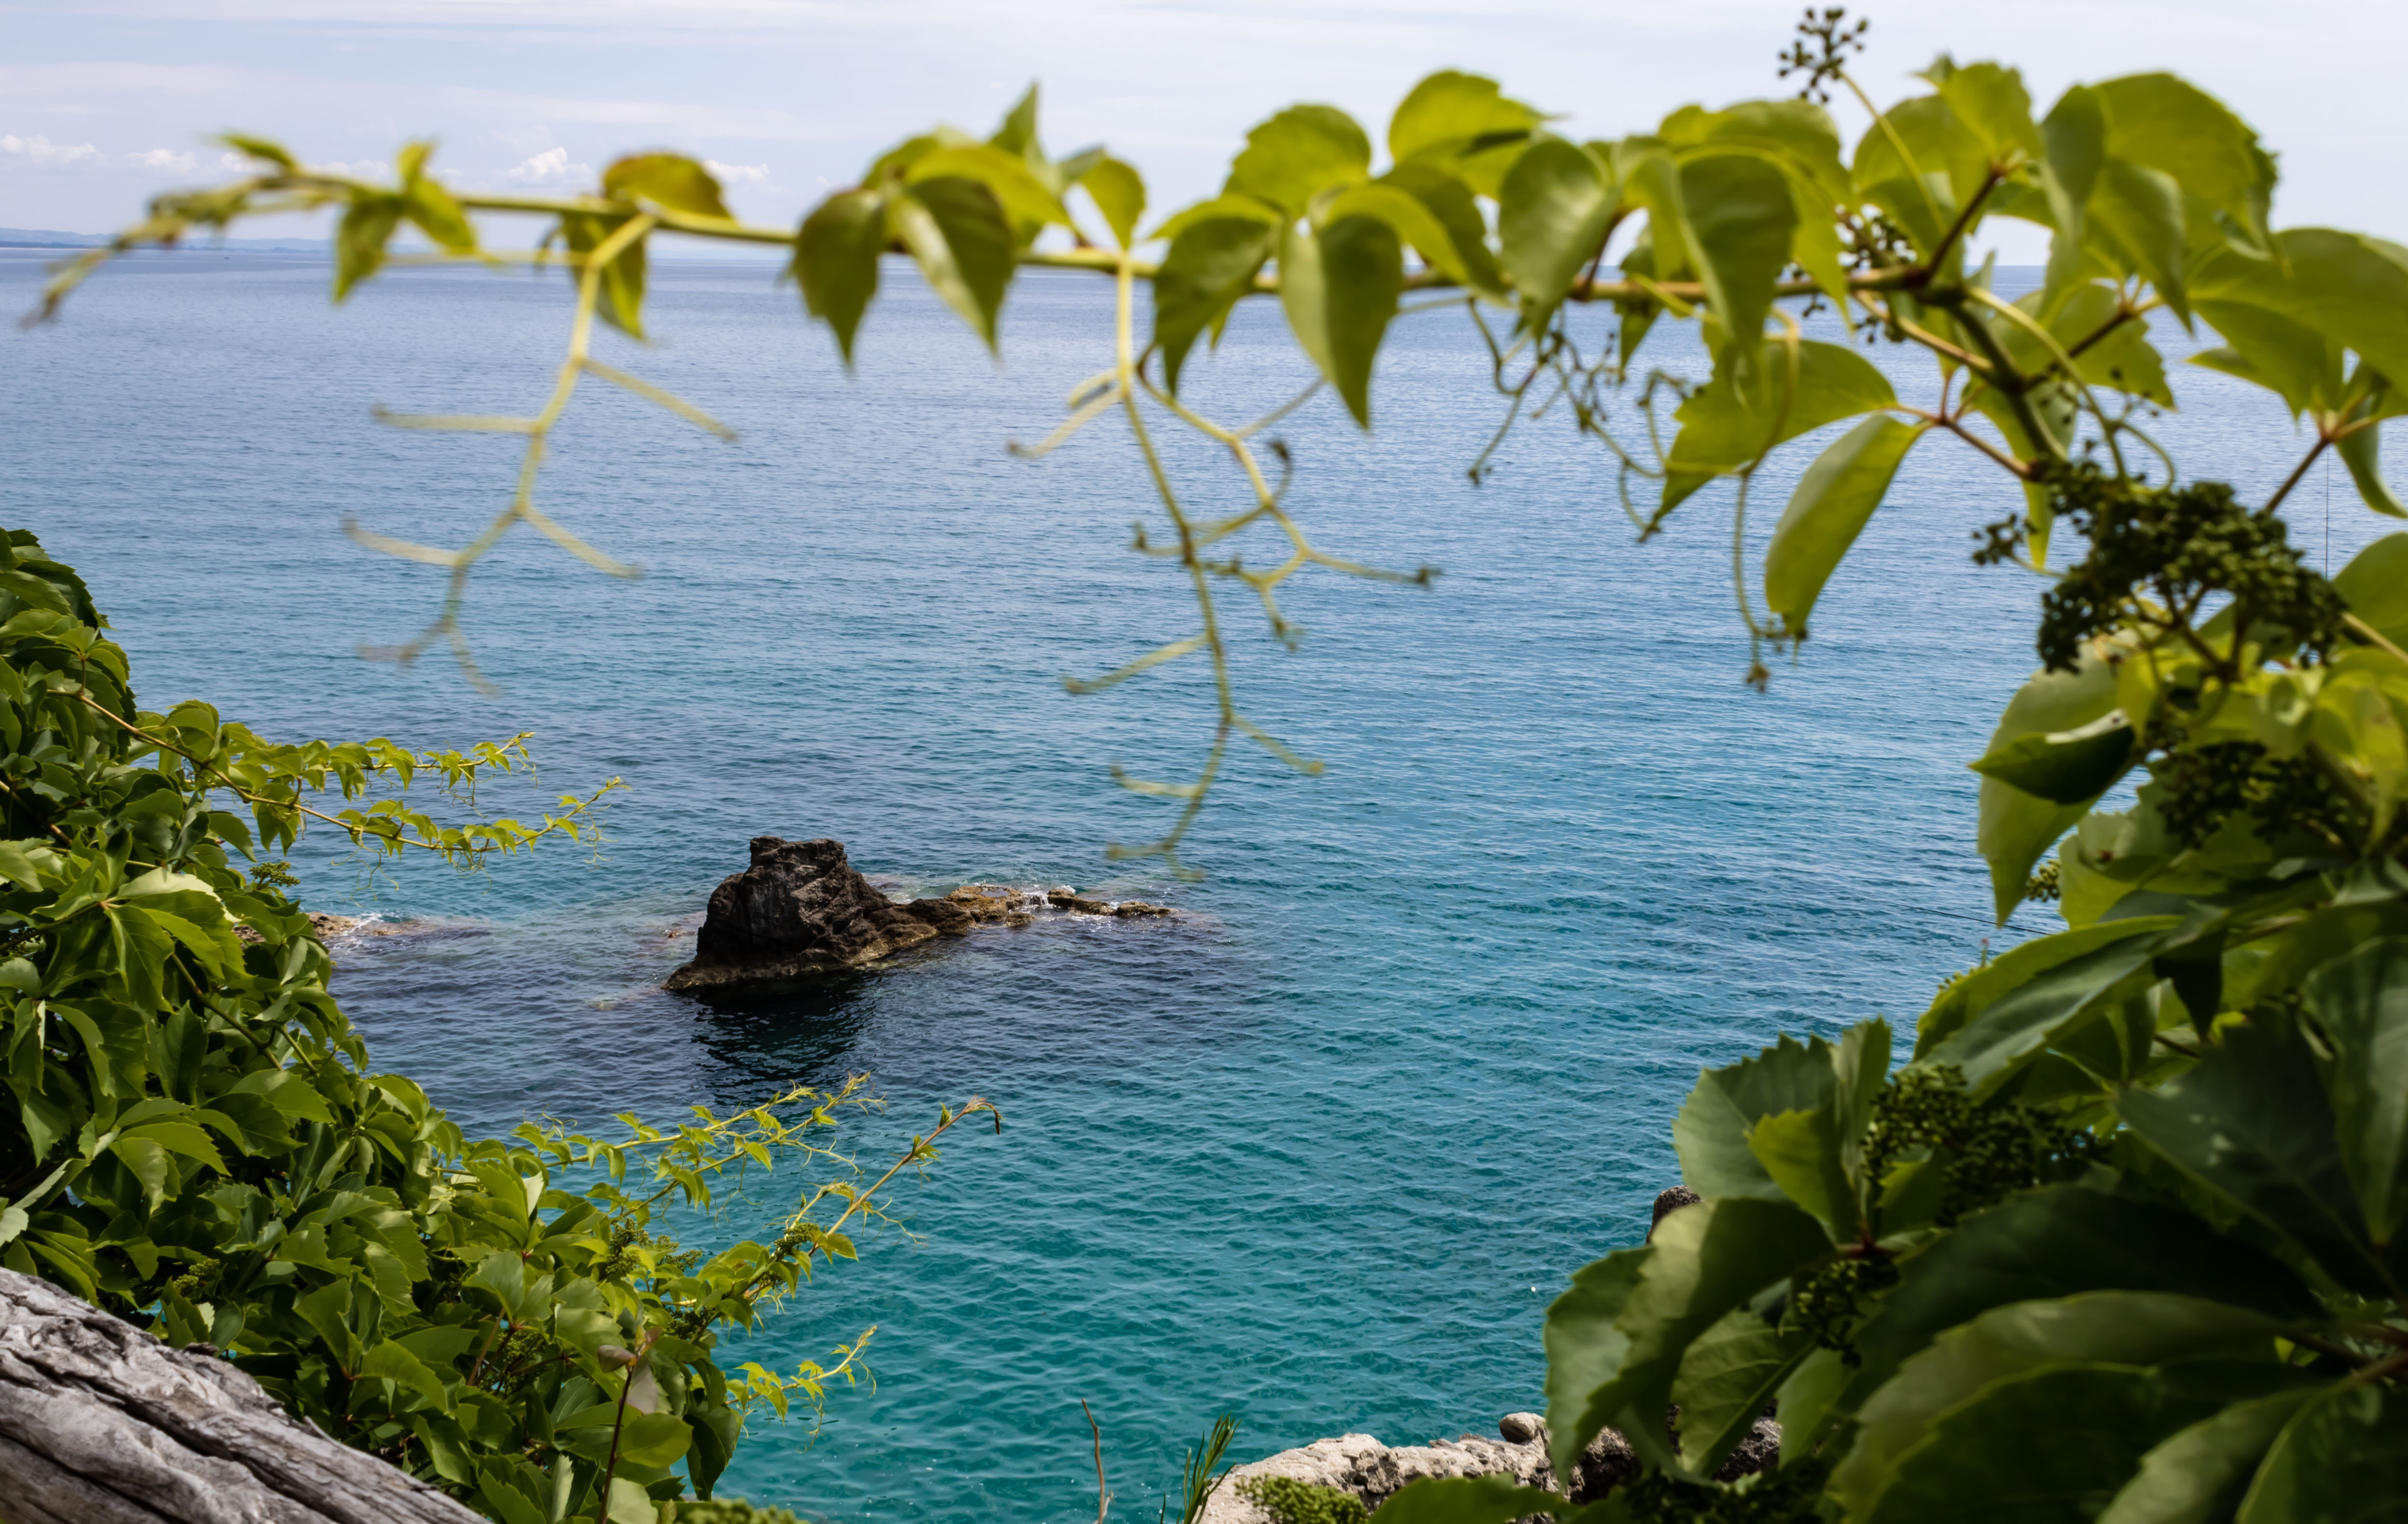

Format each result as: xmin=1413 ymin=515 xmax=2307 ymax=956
xmin=665 ymin=838 xmax=958 ymax=991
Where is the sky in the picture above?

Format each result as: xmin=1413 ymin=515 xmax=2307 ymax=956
xmin=3 ymin=0 xmax=2402 ymax=258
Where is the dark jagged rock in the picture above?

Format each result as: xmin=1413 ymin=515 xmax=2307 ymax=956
xmin=1649 ymin=1185 xmax=1701 ymax=1238
xmin=1111 ymin=899 xmax=1172 ymax=918
xmin=1047 ymin=890 xmax=1114 ymax=915
xmin=665 ymin=838 xmax=942 ymax=991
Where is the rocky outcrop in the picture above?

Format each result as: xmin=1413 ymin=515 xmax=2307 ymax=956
xmin=666 ymin=838 xmax=958 ymax=991
xmin=665 ymin=840 xmax=1182 ymax=991
xmin=1198 ymin=1411 xmax=1774 ymax=1524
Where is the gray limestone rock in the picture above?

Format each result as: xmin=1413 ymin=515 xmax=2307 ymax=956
xmin=1195 ymin=1408 xmax=1777 ymax=1522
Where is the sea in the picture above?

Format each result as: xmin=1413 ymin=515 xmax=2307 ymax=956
xmin=1 ymin=244 xmax=2384 ymax=1521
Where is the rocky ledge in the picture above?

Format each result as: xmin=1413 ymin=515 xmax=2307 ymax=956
xmin=664 ymin=837 xmax=1173 ymax=991
xmin=1199 ymin=1411 xmax=1778 ymax=1524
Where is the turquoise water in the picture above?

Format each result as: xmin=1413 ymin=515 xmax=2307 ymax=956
xmin=2 ymin=247 xmax=2381 ymax=1521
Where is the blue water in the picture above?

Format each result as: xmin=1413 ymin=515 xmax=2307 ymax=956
xmin=3 ymin=246 xmax=2384 ymax=1521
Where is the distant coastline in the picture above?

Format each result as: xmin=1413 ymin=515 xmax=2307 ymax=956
xmin=0 ymin=226 xmax=330 ymax=252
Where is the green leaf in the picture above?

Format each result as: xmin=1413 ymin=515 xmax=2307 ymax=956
xmin=0 ymin=839 xmax=55 ymax=889
xmin=2302 ymin=937 xmax=2408 ymax=1245
xmin=1922 ymin=917 xmax=2176 ymax=1091
xmin=361 ymin=1337 xmax=451 ymax=1410
xmin=612 ymin=1409 xmax=693 ymax=1468
xmin=1318 ymin=215 xmax=1405 ymax=429
xmin=2337 ymin=534 xmax=2408 ymax=648
xmin=1377 ymin=1475 xmax=1566 ymax=1524
xmin=1388 ymin=71 xmax=1543 ymax=197
xmin=2190 ymin=301 xmax=2343 ymax=418
xmin=1974 ymin=651 xmax=2122 ymax=921
xmin=333 ymin=193 xmax=404 ymax=302
xmin=1830 ymin=1292 xmax=2297 ymax=1522
xmin=470 ymin=1247 xmax=540 ymax=1323
xmin=478 ymin=1465 xmax=549 ymax=1524
xmin=1149 ymin=192 xmax=1281 ymax=244
xmin=2092 ymin=73 xmax=2275 ymax=250
xmin=120 ymin=1118 xmax=224 ymax=1172
xmin=558 ymin=213 xmax=648 ymax=338
xmin=1661 ymin=99 xmax=1849 ymax=204
xmin=219 ymin=134 xmax=296 ymax=171
xmin=1225 ymin=104 xmax=1370 ymax=215
xmin=1674 ymin=1033 xmax=1838 ymax=1202
xmin=988 ymin=83 xmax=1039 ymax=157
xmin=1545 ymin=1247 xmax=1650 ymax=1485
xmin=2096 ymin=1387 xmax=2322 ymax=1524
xmin=607 ymin=1476 xmax=658 ymax=1524
xmin=1321 ymin=183 xmax=1461 ymax=287
xmin=1747 ymin=1107 xmax=1855 ymax=1239
xmin=1566 ymin=1198 xmax=1830 ymax=1474
xmin=2193 ymin=231 xmax=2408 ymax=396
xmin=294 ymin=1277 xmax=365 ymax=1373
xmin=107 ymin=1134 xmax=174 ymax=1211
xmin=1864 ymin=1359 xmax=2320 ymax=1524
xmin=1926 ymin=59 xmax=2042 ymax=160
xmin=1763 ymin=415 xmax=1924 ymax=638
xmin=1277 ymin=215 xmax=1402 ymax=428
xmin=1679 ymin=152 xmax=1794 ymax=355
xmin=2237 ymin=1386 xmax=2408 ymax=1524
xmin=1496 ymin=138 xmax=1616 ymax=333
xmin=1671 ymin=1309 xmax=1813 ymax=1477
xmin=2119 ymin=1016 xmax=2390 ymax=1296
xmin=2040 ymin=86 xmax=2105 ymax=302
xmin=890 ymin=177 xmax=1013 ymax=350
xmin=602 ymin=153 xmax=731 ymax=220
xmin=396 ymin=143 xmax=475 ymax=254
xmin=2089 ymin=158 xmax=2188 ymax=321
xmin=793 ymin=190 xmax=885 ymax=365
xmin=226 ymin=1068 xmax=335 ymax=1125
xmin=2340 ymin=421 xmax=2408 ymax=520
xmin=1380 ymin=165 xmax=1506 ymax=302
xmin=1845 ymin=1184 xmax=2320 ymax=1413
xmin=1080 ymin=157 xmax=1146 ymax=250
xmin=905 ymin=143 xmax=1067 ymax=241
xmin=1970 ymin=709 xmax=2139 ymax=805
xmin=1659 ymin=340 xmax=1898 ymax=515
xmin=1151 ymin=217 xmax=1276 ymax=392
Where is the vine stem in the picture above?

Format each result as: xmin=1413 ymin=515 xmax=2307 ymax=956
xmin=593 ymin=1327 xmax=659 ymax=1524
xmin=2265 ymin=431 xmax=2335 ymax=515
xmin=1082 ymin=1400 xmax=1112 ymax=1524
xmin=1111 ymin=246 xmax=1235 ymax=870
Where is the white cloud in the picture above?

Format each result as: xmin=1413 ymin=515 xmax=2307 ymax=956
xmin=704 ymin=158 xmax=768 ymax=185
xmin=125 ymin=146 xmax=198 ymax=176
xmin=505 ymin=144 xmax=589 ymax=184
xmin=0 ymin=133 xmax=107 ymax=172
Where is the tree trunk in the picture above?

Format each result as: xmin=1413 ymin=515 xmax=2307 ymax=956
xmin=0 ymin=1267 xmax=487 ymax=1524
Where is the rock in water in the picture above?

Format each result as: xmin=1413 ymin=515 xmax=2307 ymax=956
xmin=665 ymin=838 xmax=963 ymax=991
